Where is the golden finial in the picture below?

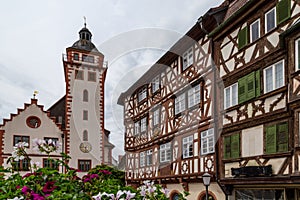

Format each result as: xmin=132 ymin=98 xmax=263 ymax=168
xmin=33 ymin=91 xmax=39 ymax=99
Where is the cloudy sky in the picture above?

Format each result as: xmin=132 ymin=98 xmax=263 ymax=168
xmin=0 ymin=0 xmax=223 ymax=159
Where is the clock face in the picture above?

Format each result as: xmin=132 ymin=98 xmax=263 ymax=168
xmin=26 ymin=116 xmax=41 ymax=128
xmin=79 ymin=142 xmax=92 ymax=153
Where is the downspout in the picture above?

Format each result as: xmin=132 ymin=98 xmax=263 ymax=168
xmin=198 ymin=16 xmax=228 ymax=200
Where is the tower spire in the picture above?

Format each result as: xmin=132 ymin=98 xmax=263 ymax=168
xmin=83 ymin=16 xmax=87 ymax=28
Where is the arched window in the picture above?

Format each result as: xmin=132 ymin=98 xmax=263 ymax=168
xmin=198 ymin=191 xmax=216 ymax=200
xmin=83 ymin=130 xmax=88 ymax=141
xmin=170 ymin=191 xmax=180 ymax=200
xmin=83 ymin=90 xmax=88 ymax=102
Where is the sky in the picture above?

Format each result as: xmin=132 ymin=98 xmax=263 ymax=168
xmin=0 ymin=0 xmax=223 ymax=160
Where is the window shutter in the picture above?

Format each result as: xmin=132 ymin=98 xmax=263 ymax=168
xmin=266 ymin=125 xmax=277 ymax=154
xmin=238 ymin=26 xmax=248 ymax=49
xmin=277 ymin=0 xmax=291 ymax=24
xmin=277 ymin=122 xmax=288 ymax=152
xmin=246 ymin=72 xmax=256 ymax=100
xmin=255 ymin=70 xmax=261 ymax=97
xmin=238 ymin=76 xmax=247 ymax=104
xmin=231 ymin=134 xmax=240 ymax=158
xmin=224 ymin=136 xmax=231 ymax=159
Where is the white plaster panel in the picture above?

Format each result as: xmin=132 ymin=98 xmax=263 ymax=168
xmin=225 ymin=162 xmax=240 ymax=177
xmin=244 ymin=44 xmax=256 ymax=63
xmin=222 ymin=42 xmax=233 ymax=61
xmin=226 ymin=58 xmax=235 ymax=72
xmin=267 ymin=158 xmax=285 ymax=174
xmin=242 ymin=125 xmax=264 ymax=157
xmin=267 ymin=32 xmax=280 ymax=48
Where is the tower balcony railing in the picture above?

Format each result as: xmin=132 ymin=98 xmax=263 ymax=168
xmin=62 ymin=54 xmax=108 ymax=68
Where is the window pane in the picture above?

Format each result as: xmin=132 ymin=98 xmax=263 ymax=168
xmin=266 ymin=8 xmax=276 ymax=32
xmin=265 ymin=67 xmax=273 ymax=92
xmin=275 ymin=62 xmax=284 ymax=89
xmin=251 ymin=20 xmax=260 ymax=42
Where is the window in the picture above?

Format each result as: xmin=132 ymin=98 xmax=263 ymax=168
xmin=153 ymin=109 xmax=160 ymax=127
xmin=160 ymin=142 xmax=171 ymax=162
xmin=13 ymin=136 xmax=29 ymax=146
xmin=83 ymin=110 xmax=88 ymax=120
xmin=83 ymin=90 xmax=88 ymax=102
xmin=44 ymin=137 xmax=58 ymax=144
xmin=250 ymin=19 xmax=260 ymax=43
xmin=43 ymin=159 xmax=59 ymax=169
xmin=224 ymin=83 xmax=238 ymax=109
xmin=83 ymin=55 xmax=94 ymax=63
xmin=182 ymin=135 xmax=193 ymax=159
xmin=238 ymin=70 xmax=260 ymax=104
xmin=146 ymin=150 xmax=153 ymax=166
xmin=13 ymin=159 xmax=29 ymax=171
xmin=78 ymin=160 xmax=91 ymax=172
xmin=138 ymin=87 xmax=147 ymax=102
xmin=26 ymin=116 xmax=41 ymax=128
xmin=83 ymin=130 xmax=88 ymax=141
xmin=188 ymin=85 xmax=200 ymax=108
xmin=201 ymin=128 xmax=215 ymax=155
xmin=265 ymin=122 xmax=288 ymax=154
xmin=295 ymin=38 xmax=300 ymax=71
xmin=152 ymin=75 xmax=160 ymax=93
xmin=183 ymin=47 xmax=193 ymax=70
xmin=224 ymin=133 xmax=240 ymax=159
xmin=73 ymin=53 xmax=79 ymax=61
xmin=75 ymin=70 xmax=84 ymax=80
xmin=88 ymin=72 xmax=96 ymax=82
xmin=140 ymin=117 xmax=147 ymax=133
xmin=265 ymin=7 xmax=276 ymax=33
xmin=236 ymin=189 xmax=284 ymax=199
xmin=140 ymin=152 xmax=145 ymax=167
xmin=276 ymin=0 xmax=291 ymax=25
xmin=170 ymin=193 xmax=180 ymax=200
xmin=238 ymin=26 xmax=248 ymax=49
xmin=134 ymin=121 xmax=140 ymax=135
xmin=175 ymin=93 xmax=186 ymax=115
xmin=264 ymin=60 xmax=284 ymax=93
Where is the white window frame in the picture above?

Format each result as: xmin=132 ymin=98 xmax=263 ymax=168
xmin=250 ymin=19 xmax=260 ymax=43
xmin=153 ymin=109 xmax=160 ymax=127
xmin=183 ymin=47 xmax=193 ymax=70
xmin=146 ymin=150 xmax=153 ymax=166
xmin=160 ymin=142 xmax=171 ymax=163
xmin=134 ymin=121 xmax=140 ymax=135
xmin=140 ymin=117 xmax=147 ymax=133
xmin=295 ymin=38 xmax=300 ymax=71
xmin=265 ymin=7 xmax=276 ymax=33
xmin=152 ymin=75 xmax=160 ymax=93
xmin=182 ymin=135 xmax=193 ymax=159
xmin=138 ymin=87 xmax=147 ymax=102
xmin=201 ymin=128 xmax=215 ymax=155
xmin=175 ymin=93 xmax=186 ymax=115
xmin=188 ymin=84 xmax=200 ymax=108
xmin=140 ymin=152 xmax=146 ymax=167
xmin=224 ymin=83 xmax=238 ymax=109
xmin=263 ymin=60 xmax=284 ymax=93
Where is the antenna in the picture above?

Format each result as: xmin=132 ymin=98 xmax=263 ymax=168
xmin=83 ymin=16 xmax=87 ymax=28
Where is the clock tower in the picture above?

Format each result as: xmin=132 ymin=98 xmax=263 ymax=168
xmin=63 ymin=22 xmax=107 ymax=173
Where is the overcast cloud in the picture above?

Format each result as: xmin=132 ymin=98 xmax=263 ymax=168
xmin=0 ymin=0 xmax=223 ymax=159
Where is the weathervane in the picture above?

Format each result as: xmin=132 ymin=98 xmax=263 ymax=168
xmin=84 ymin=16 xmax=87 ymax=28
xmin=33 ymin=91 xmax=39 ymax=99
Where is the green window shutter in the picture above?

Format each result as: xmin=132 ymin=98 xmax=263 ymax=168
xmin=277 ymin=0 xmax=291 ymax=24
xmin=238 ymin=76 xmax=247 ymax=104
xmin=266 ymin=125 xmax=277 ymax=154
xmin=246 ymin=72 xmax=256 ymax=100
xmin=238 ymin=26 xmax=248 ymax=49
xmin=277 ymin=122 xmax=288 ymax=152
xmin=255 ymin=70 xmax=261 ymax=97
xmin=231 ymin=134 xmax=240 ymax=158
xmin=224 ymin=136 xmax=231 ymax=159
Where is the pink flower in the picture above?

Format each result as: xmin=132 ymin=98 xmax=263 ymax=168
xmin=100 ymin=170 xmax=111 ymax=175
xmin=21 ymin=186 xmax=31 ymax=195
xmin=31 ymin=192 xmax=45 ymax=200
xmin=42 ymin=181 xmax=57 ymax=194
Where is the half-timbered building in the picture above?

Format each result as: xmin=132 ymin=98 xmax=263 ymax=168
xmin=211 ymin=0 xmax=300 ymax=199
xmin=118 ymin=4 xmax=228 ymax=200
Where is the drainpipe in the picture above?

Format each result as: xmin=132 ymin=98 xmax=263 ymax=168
xmin=198 ymin=16 xmax=228 ymax=200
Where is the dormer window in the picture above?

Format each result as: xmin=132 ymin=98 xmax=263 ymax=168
xmin=182 ymin=47 xmax=193 ymax=71
xmin=73 ymin=53 xmax=79 ymax=61
xmin=138 ymin=87 xmax=147 ymax=102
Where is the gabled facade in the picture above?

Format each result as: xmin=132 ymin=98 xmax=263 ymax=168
xmin=211 ymin=0 xmax=300 ymax=198
xmin=118 ymin=4 xmax=228 ymax=199
xmin=0 ymin=99 xmax=64 ymax=173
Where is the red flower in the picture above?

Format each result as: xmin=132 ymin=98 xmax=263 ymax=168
xmin=21 ymin=186 xmax=31 ymax=195
xmin=42 ymin=181 xmax=57 ymax=194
